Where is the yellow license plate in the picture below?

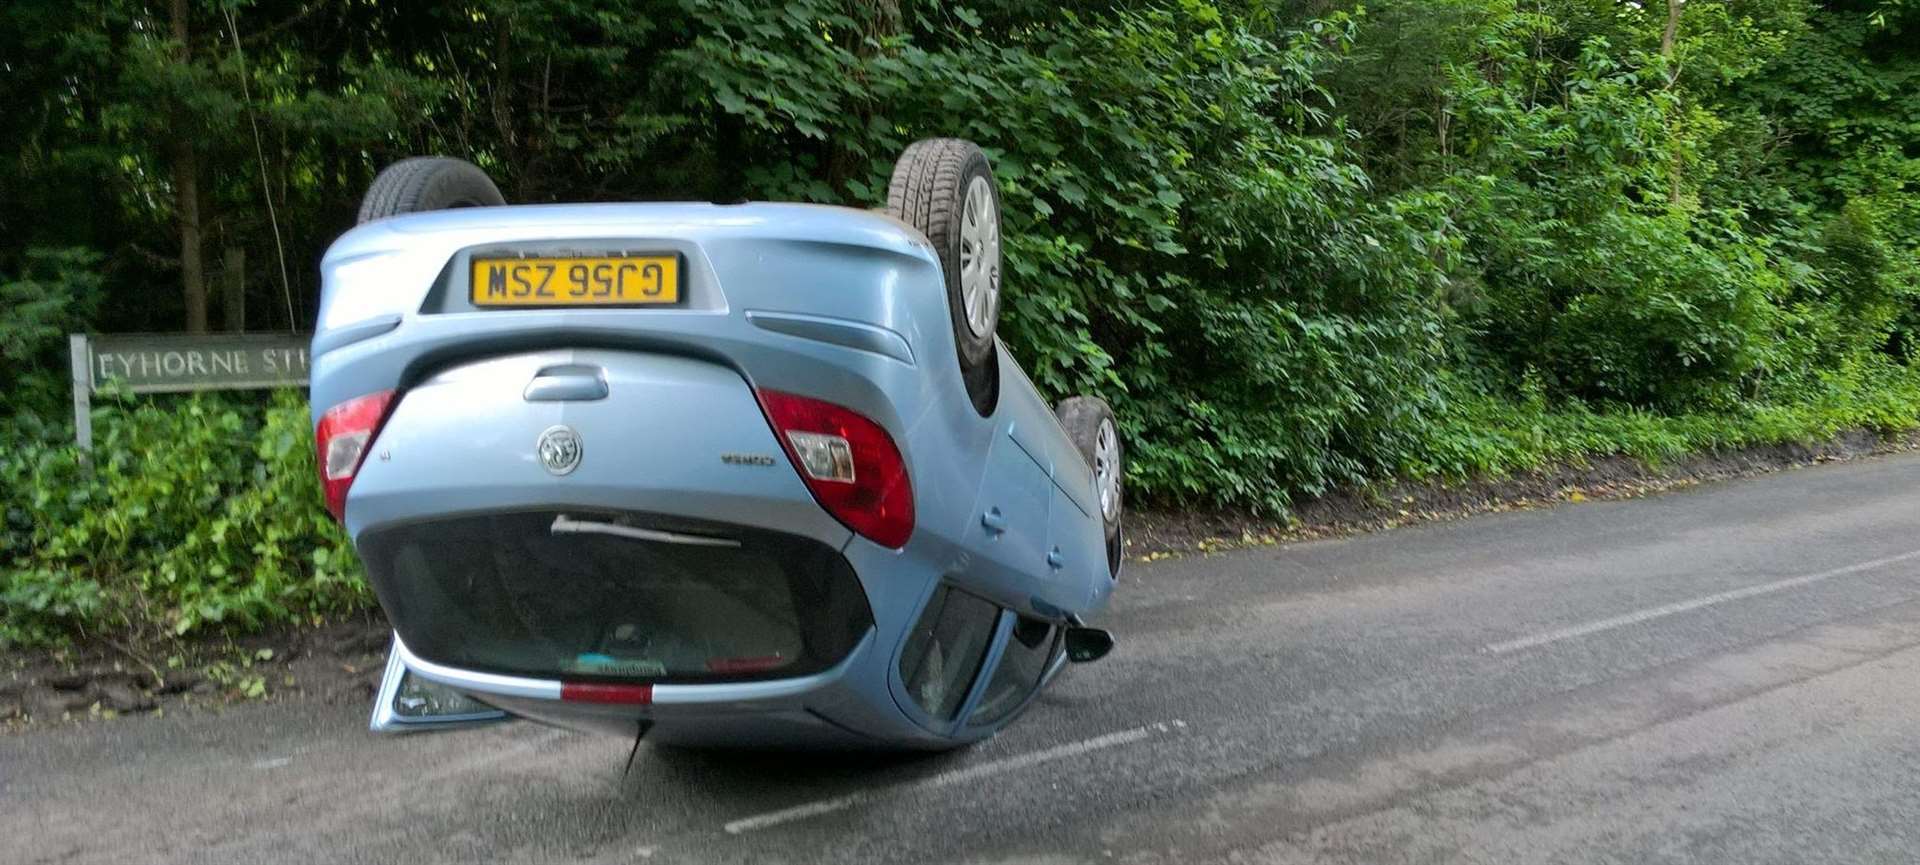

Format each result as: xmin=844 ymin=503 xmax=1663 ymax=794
xmin=470 ymin=255 xmax=681 ymax=307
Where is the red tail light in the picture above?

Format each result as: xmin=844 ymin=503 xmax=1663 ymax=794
xmin=756 ymin=389 xmax=914 ymax=549
xmin=314 ymin=389 xmax=396 ymax=522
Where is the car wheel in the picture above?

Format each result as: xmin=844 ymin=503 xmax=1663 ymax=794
xmin=886 ymin=139 xmax=1001 ymax=414
xmin=357 ymin=157 xmax=506 ymax=224
xmin=1055 ymin=396 xmax=1123 ymax=559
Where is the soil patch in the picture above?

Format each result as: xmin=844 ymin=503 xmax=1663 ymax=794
xmin=2 ymin=610 xmax=391 ymax=732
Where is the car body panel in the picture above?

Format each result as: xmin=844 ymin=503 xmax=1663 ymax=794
xmin=343 ymin=348 xmax=849 ymax=546
xmin=319 ymin=201 xmax=1115 ymax=748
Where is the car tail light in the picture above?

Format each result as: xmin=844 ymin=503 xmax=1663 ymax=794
xmin=315 ymin=389 xmax=396 ymax=522
xmin=756 ymin=389 xmax=914 ymax=548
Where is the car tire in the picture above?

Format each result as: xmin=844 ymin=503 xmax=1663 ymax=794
xmin=1055 ymin=396 xmax=1124 ymax=564
xmin=357 ymin=157 xmax=506 ymax=224
xmin=886 ymin=139 xmax=1001 ymax=414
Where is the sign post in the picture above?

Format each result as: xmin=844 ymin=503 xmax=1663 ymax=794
xmin=68 ymin=332 xmax=312 ymax=451
xmin=68 ymin=335 xmax=93 ymax=454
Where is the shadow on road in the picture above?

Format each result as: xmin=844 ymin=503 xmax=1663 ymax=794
xmin=620 ymin=741 xmax=961 ymax=799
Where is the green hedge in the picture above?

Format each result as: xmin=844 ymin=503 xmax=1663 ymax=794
xmin=1 ymin=394 xmax=362 ymax=647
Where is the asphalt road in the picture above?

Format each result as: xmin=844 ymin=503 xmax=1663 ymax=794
xmin=11 ymin=453 xmax=1920 ymax=864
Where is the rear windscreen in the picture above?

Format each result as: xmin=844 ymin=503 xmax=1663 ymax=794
xmin=358 ymin=510 xmax=871 ymax=684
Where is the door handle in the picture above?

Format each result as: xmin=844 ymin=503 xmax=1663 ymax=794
xmin=1047 ymin=547 xmax=1064 ymax=569
xmin=981 ymin=508 xmax=1007 ymax=534
xmin=524 ymin=366 xmax=608 ymax=402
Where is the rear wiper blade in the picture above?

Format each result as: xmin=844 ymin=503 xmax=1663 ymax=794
xmin=550 ymin=514 xmax=741 ymax=548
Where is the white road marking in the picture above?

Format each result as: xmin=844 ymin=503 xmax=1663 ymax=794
xmin=722 ymin=720 xmax=1187 ymax=835
xmin=1485 ymin=548 xmax=1920 ymax=655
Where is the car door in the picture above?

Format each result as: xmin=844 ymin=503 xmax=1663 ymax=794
xmin=963 ymin=420 xmax=1053 ymax=604
xmin=1043 ymin=480 xmax=1107 ymax=600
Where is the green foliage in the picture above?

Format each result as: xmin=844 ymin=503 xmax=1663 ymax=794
xmin=1420 ymin=24 xmax=1763 ymax=409
xmin=1409 ymin=357 xmax=1920 ymax=483
xmin=0 ymin=393 xmax=361 ymax=648
xmin=0 ymin=249 xmax=103 ymax=415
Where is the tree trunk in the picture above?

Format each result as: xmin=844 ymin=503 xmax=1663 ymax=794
xmin=222 ymin=248 xmax=246 ymax=333
xmin=862 ymin=0 xmax=902 ymax=37
xmin=1662 ymin=0 xmax=1684 ymax=206
xmin=1661 ymin=0 xmax=1682 ymax=60
xmin=491 ymin=13 xmax=516 ymax=194
xmin=171 ymin=0 xmax=208 ymax=332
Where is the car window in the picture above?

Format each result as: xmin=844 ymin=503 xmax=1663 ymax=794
xmin=358 ymin=510 xmax=871 ymax=683
xmin=968 ymin=615 xmax=1057 ymax=725
xmin=898 ymin=586 xmax=1000 ymax=720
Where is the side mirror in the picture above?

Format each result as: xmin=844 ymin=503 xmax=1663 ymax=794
xmin=1063 ymin=626 xmax=1114 ymax=663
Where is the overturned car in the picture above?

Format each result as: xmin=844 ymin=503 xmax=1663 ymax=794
xmin=312 ymin=139 xmax=1123 ymax=749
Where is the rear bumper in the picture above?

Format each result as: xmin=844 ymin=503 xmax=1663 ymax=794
xmin=391 ymin=629 xmax=857 ymax=709
xmin=392 ymin=628 xmax=942 ymax=747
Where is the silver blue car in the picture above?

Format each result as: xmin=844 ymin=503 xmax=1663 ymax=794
xmin=312 ymin=140 xmax=1123 ymax=749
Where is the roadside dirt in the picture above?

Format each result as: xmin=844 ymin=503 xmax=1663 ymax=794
xmin=1 ymin=611 xmax=391 ymax=733
xmin=8 ymin=427 xmax=1918 ymax=731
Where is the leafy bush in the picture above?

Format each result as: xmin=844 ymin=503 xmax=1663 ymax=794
xmin=0 ymin=393 xmax=361 ymax=648
xmin=1408 ymin=357 xmax=1920 ymax=483
xmin=1434 ymin=36 xmax=1775 ymax=409
xmin=0 ymin=248 xmax=102 ymax=415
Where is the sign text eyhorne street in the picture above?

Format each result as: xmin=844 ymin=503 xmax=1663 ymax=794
xmin=68 ymin=332 xmax=312 ymax=452
xmin=82 ymin=333 xmax=311 ymax=393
